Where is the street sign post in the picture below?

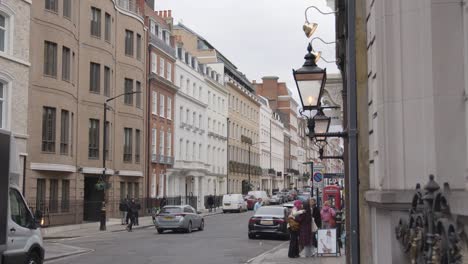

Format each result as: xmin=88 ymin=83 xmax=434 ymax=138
xmin=313 ymin=172 xmax=323 ymax=182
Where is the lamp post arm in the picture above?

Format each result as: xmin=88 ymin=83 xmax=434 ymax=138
xmin=305 ymin=5 xmax=339 ymax=22
xmin=106 ymin=91 xmax=142 ymax=103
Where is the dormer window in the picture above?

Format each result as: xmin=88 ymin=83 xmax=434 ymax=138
xmin=177 ymin=47 xmax=182 ymax=60
xmin=191 ymin=57 xmax=195 ymax=69
xmin=185 ymin=52 xmax=189 ymax=64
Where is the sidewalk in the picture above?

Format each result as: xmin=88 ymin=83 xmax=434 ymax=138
xmin=42 ymin=210 xmax=222 ymax=240
xmin=248 ymin=242 xmax=345 ymax=264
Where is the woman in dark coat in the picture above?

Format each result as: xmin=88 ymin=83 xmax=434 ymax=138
xmin=299 ymin=201 xmax=313 ymax=257
xmin=288 ymin=200 xmax=304 ymax=258
xmin=311 ymin=198 xmax=321 ymax=249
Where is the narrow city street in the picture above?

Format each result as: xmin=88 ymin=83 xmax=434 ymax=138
xmin=46 ymin=212 xmax=285 ymax=264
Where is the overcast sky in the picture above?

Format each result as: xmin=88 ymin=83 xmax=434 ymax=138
xmin=154 ymin=0 xmax=339 ymax=104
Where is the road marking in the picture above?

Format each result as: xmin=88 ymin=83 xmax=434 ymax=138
xmin=245 ymin=241 xmax=288 ymax=263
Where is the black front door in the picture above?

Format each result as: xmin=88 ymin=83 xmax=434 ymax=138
xmin=83 ymin=176 xmax=104 ymax=222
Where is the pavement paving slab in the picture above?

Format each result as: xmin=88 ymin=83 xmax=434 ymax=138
xmin=44 ymin=242 xmax=93 ymax=261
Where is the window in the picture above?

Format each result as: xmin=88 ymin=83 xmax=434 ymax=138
xmin=179 ymin=138 xmax=183 ymax=158
xmin=104 ymin=66 xmax=111 ymax=97
xmin=71 ymin=113 xmax=74 ymax=155
xmin=167 ymin=97 xmax=172 ymax=120
xmin=208 ymin=91 xmax=211 ymax=105
xmin=159 ymin=57 xmax=165 ymax=77
xmin=186 ymin=109 xmax=189 ymax=123
xmin=63 ymin=0 xmax=71 ymax=19
xmin=166 ymin=62 xmax=172 ymax=81
xmin=88 ymin=119 xmax=99 ymax=159
xmin=192 ymin=112 xmax=196 ymax=126
xmin=0 ymin=82 xmax=5 ymax=129
xmin=199 ymin=115 xmax=202 ymax=128
xmin=150 ymin=20 xmax=156 ymax=36
xmin=151 ymin=128 xmax=157 ymax=159
xmin=60 ymin=110 xmax=69 ymax=155
xmin=167 ymin=129 xmax=171 ymax=157
xmin=104 ymin=121 xmax=110 ymax=160
xmin=199 ymin=87 xmax=202 ymax=100
xmin=159 ymin=94 xmax=165 ymax=118
xmin=45 ymin=0 xmax=58 ymax=12
xmin=62 ymin=47 xmax=71 ymax=81
xmin=124 ymin=78 xmax=133 ymax=105
xmin=135 ymin=129 xmax=140 ymax=163
xmin=0 ymin=14 xmax=6 ymax=52
xmin=9 ymin=189 xmax=33 ymax=228
xmin=127 ymin=182 xmax=133 ymax=198
xmin=44 ymin=41 xmax=57 ymax=77
xmin=89 ymin=62 xmax=100 ymax=93
xmin=152 ymin=91 xmax=157 ymax=115
xmin=199 ymin=144 xmax=202 ymax=160
xmin=124 ymin=128 xmax=132 ymax=162
xmin=159 ymin=130 xmax=164 ymax=155
xmin=208 ymin=118 xmax=210 ymax=129
xmin=151 ymin=53 xmax=157 ymax=73
xmin=42 ymin=107 xmax=56 ymax=152
xmin=125 ymin=30 xmax=133 ymax=56
xmin=91 ymin=7 xmax=101 ymax=38
xmin=180 ymin=107 xmax=184 ymax=122
xmin=136 ymin=34 xmax=142 ymax=60
xmin=49 ymin=179 xmax=58 ymax=213
xmin=61 ymin=180 xmax=70 ymax=212
xmin=36 ymin=179 xmax=46 ymax=212
xmin=136 ymin=81 xmax=141 ymax=108
xmin=120 ymin=182 xmax=126 ymax=200
xmin=105 ymin=13 xmax=111 ymax=42
xmin=135 ymin=183 xmax=139 ymax=199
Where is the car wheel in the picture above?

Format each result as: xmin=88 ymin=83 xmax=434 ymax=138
xmin=157 ymin=228 xmax=164 ymax=234
xmin=26 ymin=251 xmax=42 ymax=264
xmin=199 ymin=219 xmax=204 ymax=231
xmin=248 ymin=233 xmax=255 ymax=239
xmin=186 ymin=221 xmax=192 ymax=233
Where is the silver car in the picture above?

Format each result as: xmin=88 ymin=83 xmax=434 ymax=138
xmin=153 ymin=205 xmax=204 ymax=234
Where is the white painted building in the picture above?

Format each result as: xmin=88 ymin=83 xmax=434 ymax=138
xmin=258 ymin=96 xmax=273 ymax=194
xmin=168 ymin=47 xmax=209 ymax=209
xmin=271 ymin=112 xmax=285 ymax=191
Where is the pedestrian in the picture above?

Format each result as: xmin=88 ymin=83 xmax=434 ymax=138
xmin=299 ymin=200 xmax=314 ymax=257
xmin=160 ymin=196 xmax=167 ymax=210
xmin=310 ymin=198 xmax=321 ymax=251
xmin=207 ymin=194 xmax=214 ymax=212
xmin=126 ymin=198 xmax=137 ymax=232
xmin=320 ymin=201 xmax=336 ymax=229
xmin=135 ymin=199 xmax=141 ymax=226
xmin=119 ymin=198 xmax=129 ymax=225
xmin=288 ymin=200 xmax=304 ymax=258
xmin=253 ymin=198 xmax=263 ymax=212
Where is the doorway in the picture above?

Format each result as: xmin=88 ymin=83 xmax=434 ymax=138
xmin=83 ymin=176 xmax=104 ymax=222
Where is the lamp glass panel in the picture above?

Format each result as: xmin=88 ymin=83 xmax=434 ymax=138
xmin=297 ymin=79 xmax=322 ymax=108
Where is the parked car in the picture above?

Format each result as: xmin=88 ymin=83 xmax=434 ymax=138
xmin=248 ymin=191 xmax=270 ymax=205
xmin=153 ymin=205 xmax=204 ymax=234
xmin=283 ymin=202 xmax=294 ymax=215
xmin=269 ymin=195 xmax=282 ymax=205
xmin=244 ymin=195 xmax=257 ymax=210
xmin=248 ymin=206 xmax=289 ymax=240
xmin=222 ymin=194 xmax=248 ymax=213
xmin=277 ymin=192 xmax=289 ymax=203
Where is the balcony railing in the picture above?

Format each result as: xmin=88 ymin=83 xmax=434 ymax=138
xmin=115 ymin=0 xmax=143 ymax=19
xmin=149 ymin=33 xmax=176 ymax=57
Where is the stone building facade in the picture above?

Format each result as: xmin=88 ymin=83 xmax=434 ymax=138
xmin=27 ymin=0 xmax=146 ymax=225
xmin=0 ymin=0 xmax=31 ymax=191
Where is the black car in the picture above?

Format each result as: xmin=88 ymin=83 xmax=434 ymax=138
xmin=248 ymin=206 xmax=289 ymax=240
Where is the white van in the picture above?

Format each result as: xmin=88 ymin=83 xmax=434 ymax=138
xmin=222 ymin=194 xmax=247 ymax=213
xmin=248 ymin=191 xmax=270 ymax=205
xmin=1 ymin=130 xmax=44 ymax=264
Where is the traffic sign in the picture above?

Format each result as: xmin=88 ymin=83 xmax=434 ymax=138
xmin=313 ymin=172 xmax=323 ymax=182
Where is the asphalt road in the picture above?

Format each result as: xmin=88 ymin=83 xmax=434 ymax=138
xmin=47 ymin=211 xmax=286 ymax=264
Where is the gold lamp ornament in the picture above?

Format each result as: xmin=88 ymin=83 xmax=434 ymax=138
xmin=303 ymin=22 xmax=318 ymax=38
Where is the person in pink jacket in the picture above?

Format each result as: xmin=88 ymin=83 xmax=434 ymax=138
xmin=320 ymin=201 xmax=336 ymax=228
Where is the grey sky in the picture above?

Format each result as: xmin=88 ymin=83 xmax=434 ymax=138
xmin=154 ymin=0 xmax=339 ymax=104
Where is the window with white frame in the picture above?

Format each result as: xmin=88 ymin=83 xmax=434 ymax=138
xmin=159 ymin=130 xmax=164 ymax=155
xmin=0 ymin=81 xmax=6 ymax=129
xmin=192 ymin=112 xmax=196 ymax=126
xmin=151 ymin=128 xmax=156 ymax=160
xmin=152 ymin=91 xmax=157 ymax=115
xmin=166 ymin=62 xmax=172 ymax=82
xmin=167 ymin=97 xmax=172 ymax=120
xmin=151 ymin=53 xmax=157 ymax=73
xmin=159 ymin=57 xmax=164 ymax=77
xmin=167 ymin=129 xmax=171 ymax=157
xmin=186 ymin=109 xmax=189 ymax=124
xmin=179 ymin=138 xmax=183 ymax=158
xmin=199 ymin=115 xmax=202 ymax=128
xmin=0 ymin=13 xmax=8 ymax=53
xmin=159 ymin=94 xmax=165 ymax=118
xmin=180 ymin=106 xmax=183 ymax=123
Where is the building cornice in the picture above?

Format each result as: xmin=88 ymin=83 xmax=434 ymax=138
xmin=117 ymin=170 xmax=144 ymax=177
xmin=177 ymin=90 xmax=207 ymax=108
xmin=0 ymin=53 xmax=30 ymax=67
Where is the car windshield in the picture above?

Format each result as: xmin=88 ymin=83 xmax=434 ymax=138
xmin=254 ymin=207 xmax=284 ymax=216
xmin=161 ymin=207 xmax=182 ymax=214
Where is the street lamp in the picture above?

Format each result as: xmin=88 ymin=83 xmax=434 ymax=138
xmin=247 ymin=141 xmax=266 ymax=192
xmin=99 ymin=90 xmax=141 ymax=231
xmin=312 ymin=108 xmax=331 ymax=141
xmin=293 ymin=43 xmax=327 ymax=111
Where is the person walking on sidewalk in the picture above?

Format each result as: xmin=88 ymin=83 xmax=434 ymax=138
xmin=320 ymin=201 xmax=336 ymax=229
xmin=207 ymin=195 xmax=214 ymax=212
xmin=288 ymin=200 xmax=304 ymax=258
xmin=254 ymin=198 xmax=263 ymax=212
xmin=126 ymin=199 xmax=137 ymax=232
xmin=134 ymin=200 xmax=141 ymax=226
xmin=310 ymin=198 xmax=321 ymax=252
xmin=119 ymin=198 xmax=129 ymax=225
xmin=299 ymin=200 xmax=314 ymax=257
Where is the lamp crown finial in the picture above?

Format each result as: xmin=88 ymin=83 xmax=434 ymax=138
xmin=307 ymin=43 xmax=312 ymax=53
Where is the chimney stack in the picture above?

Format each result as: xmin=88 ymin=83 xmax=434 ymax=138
xmin=163 ymin=10 xmax=167 ymax=17
xmin=168 ymin=10 xmax=172 ymax=17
